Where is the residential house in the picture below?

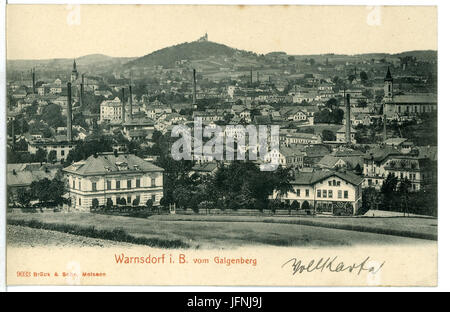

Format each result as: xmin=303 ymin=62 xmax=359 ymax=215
xmin=63 ymin=152 xmax=164 ymax=211
xmin=274 ymin=170 xmax=363 ymax=215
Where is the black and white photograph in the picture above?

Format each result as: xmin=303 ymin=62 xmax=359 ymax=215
xmin=1 ymin=2 xmax=443 ymax=289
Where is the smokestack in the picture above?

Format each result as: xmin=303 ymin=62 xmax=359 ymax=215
xmin=80 ymin=74 xmax=84 ymax=107
xmin=11 ymin=119 xmax=15 ymax=151
xmin=345 ymin=93 xmax=351 ymax=144
xmin=193 ymin=69 xmax=197 ymax=108
xmin=121 ymin=87 xmax=126 ymax=123
xmin=383 ymin=103 xmax=387 ymax=141
xmin=128 ymin=85 xmax=133 ymax=121
xmin=32 ymin=68 xmax=35 ymax=94
xmin=67 ymin=82 xmax=72 ymax=142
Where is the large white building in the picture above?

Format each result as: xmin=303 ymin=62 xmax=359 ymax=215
xmin=63 ymin=152 xmax=164 ymax=211
xmin=363 ymin=147 xmax=433 ymax=191
xmin=100 ymin=97 xmax=123 ymax=124
xmin=274 ymin=170 xmax=363 ymax=215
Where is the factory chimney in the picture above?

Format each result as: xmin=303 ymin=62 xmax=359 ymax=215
xmin=31 ymin=68 xmax=35 ymax=94
xmin=80 ymin=74 xmax=84 ymax=107
xmin=11 ymin=119 xmax=15 ymax=151
xmin=67 ymin=82 xmax=73 ymax=142
xmin=345 ymin=93 xmax=351 ymax=144
xmin=128 ymin=85 xmax=133 ymax=121
xmin=193 ymin=69 xmax=197 ymax=109
xmin=121 ymin=87 xmax=126 ymax=123
xmin=383 ymin=103 xmax=387 ymax=142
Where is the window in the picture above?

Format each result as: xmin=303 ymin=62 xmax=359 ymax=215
xmin=328 ymin=190 xmax=333 ymax=198
xmin=305 ymin=189 xmax=309 ymax=197
xmin=127 ymin=180 xmax=132 ymax=189
xmin=136 ymin=195 xmax=140 ymax=203
xmin=328 ymin=181 xmax=332 ymax=186
xmin=107 ymin=180 xmax=111 ymax=190
xmin=338 ymin=190 xmax=342 ymax=199
xmin=337 ymin=181 xmax=341 ymax=186
xmin=344 ymin=191 xmax=348 ymax=199
xmin=79 ymin=180 xmax=81 ymax=190
xmin=152 ymin=195 xmax=156 ymax=202
xmin=151 ymin=178 xmax=156 ymax=187
xmin=72 ymin=180 xmax=75 ymax=189
xmin=296 ymin=189 xmax=301 ymax=197
xmin=92 ymin=182 xmax=97 ymax=191
xmin=136 ymin=178 xmax=140 ymax=188
xmin=323 ymin=190 xmax=327 ymax=198
xmin=116 ymin=180 xmax=121 ymax=189
xmin=78 ymin=198 xmax=81 ymax=205
xmin=127 ymin=196 xmax=131 ymax=204
xmin=61 ymin=150 xmax=65 ymax=156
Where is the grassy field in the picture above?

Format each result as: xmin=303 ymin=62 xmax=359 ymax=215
xmin=7 ymin=213 xmax=434 ymax=249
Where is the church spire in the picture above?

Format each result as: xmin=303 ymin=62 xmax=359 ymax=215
xmin=385 ymin=66 xmax=393 ymax=81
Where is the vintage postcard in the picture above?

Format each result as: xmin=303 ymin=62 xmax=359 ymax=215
xmin=4 ymin=4 xmax=438 ymax=287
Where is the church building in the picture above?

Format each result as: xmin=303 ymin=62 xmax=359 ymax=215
xmin=383 ymin=67 xmax=437 ymax=120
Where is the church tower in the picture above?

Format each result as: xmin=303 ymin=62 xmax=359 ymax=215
xmin=384 ymin=67 xmax=393 ymax=101
xmin=71 ymin=59 xmax=78 ymax=82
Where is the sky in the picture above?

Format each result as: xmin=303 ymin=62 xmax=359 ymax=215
xmin=6 ymin=5 xmax=437 ymax=60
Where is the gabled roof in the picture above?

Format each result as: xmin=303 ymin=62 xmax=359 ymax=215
xmin=293 ymin=170 xmax=363 ymax=186
xmin=337 ymin=125 xmax=357 ymax=133
xmin=63 ymin=153 xmax=163 ymax=176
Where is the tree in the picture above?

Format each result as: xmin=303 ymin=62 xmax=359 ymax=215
xmin=273 ymin=167 xmax=294 ymax=200
xmin=325 ymin=98 xmax=338 ymax=110
xmin=92 ymin=198 xmax=99 ymax=210
xmin=354 ymin=163 xmax=363 ymax=175
xmin=322 ymin=129 xmax=336 ymax=141
xmin=35 ymin=148 xmax=47 ymax=163
xmin=146 ymin=199 xmax=154 ymax=210
xmin=398 ymin=178 xmax=412 ymax=216
xmin=380 ymin=173 xmax=398 ymax=211
xmin=48 ymin=150 xmax=57 ymax=163
xmin=106 ymin=198 xmax=113 ymax=210
xmin=291 ymin=200 xmax=300 ymax=211
xmin=119 ymin=198 xmax=126 ymax=206
xmin=301 ymin=201 xmax=310 ymax=210
xmin=132 ymin=197 xmax=140 ymax=207
xmin=17 ymin=188 xmax=32 ymax=208
xmin=360 ymin=71 xmax=369 ymax=83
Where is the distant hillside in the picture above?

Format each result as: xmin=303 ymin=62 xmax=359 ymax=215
xmin=125 ymin=41 xmax=243 ymax=68
xmin=393 ymin=50 xmax=437 ymax=61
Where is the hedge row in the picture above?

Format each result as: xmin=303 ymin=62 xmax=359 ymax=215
xmin=7 ymin=219 xmax=189 ymax=249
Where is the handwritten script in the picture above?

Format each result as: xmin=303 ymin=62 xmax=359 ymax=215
xmin=281 ymin=256 xmax=385 ymax=276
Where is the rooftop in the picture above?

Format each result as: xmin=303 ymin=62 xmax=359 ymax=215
xmin=63 ymin=153 xmax=163 ymax=176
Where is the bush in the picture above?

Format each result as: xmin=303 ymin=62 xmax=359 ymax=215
xmin=7 ymin=219 xmax=189 ymax=248
xmin=301 ymin=201 xmax=310 ymax=210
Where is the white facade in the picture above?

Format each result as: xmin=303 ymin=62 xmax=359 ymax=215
xmin=66 ymin=172 xmax=163 ymax=212
xmin=275 ymin=174 xmax=362 ymax=215
xmin=100 ymin=97 xmax=123 ymax=123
